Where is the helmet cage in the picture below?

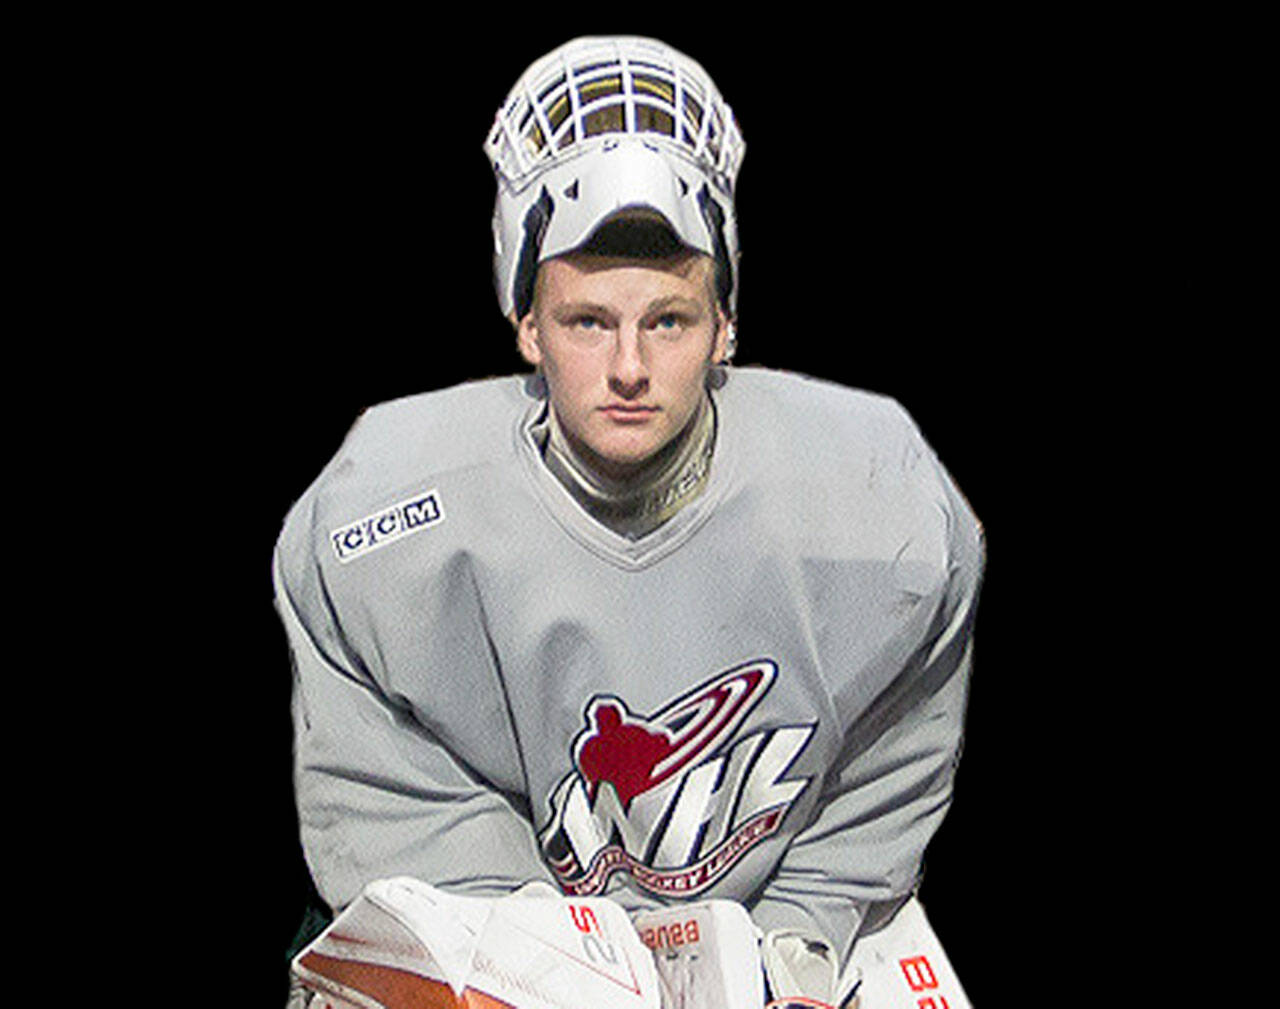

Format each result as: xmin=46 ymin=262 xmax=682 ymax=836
xmin=485 ymin=36 xmax=745 ymax=198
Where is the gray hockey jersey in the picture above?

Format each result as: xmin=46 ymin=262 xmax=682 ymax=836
xmin=274 ymin=367 xmax=985 ymax=968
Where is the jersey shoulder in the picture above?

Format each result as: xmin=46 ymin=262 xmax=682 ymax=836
xmin=721 ymin=367 xmax=983 ymax=567
xmin=722 ymin=367 xmax=933 ymax=480
xmin=275 ymin=375 xmax=533 ymax=577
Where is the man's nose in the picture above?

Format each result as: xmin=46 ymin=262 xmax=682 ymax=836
xmin=608 ymin=329 xmax=649 ymax=398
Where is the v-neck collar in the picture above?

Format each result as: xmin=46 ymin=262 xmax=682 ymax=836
xmin=513 ymin=373 xmax=739 ymax=571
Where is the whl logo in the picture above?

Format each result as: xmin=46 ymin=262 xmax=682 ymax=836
xmin=539 ymin=660 xmax=815 ymax=897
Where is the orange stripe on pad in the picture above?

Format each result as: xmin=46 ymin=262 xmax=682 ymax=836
xmin=298 ymin=951 xmax=516 ymax=1009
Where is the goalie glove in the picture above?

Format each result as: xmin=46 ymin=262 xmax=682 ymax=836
xmin=760 ymin=928 xmax=861 ymax=1008
xmin=632 ymin=900 xmax=764 ymax=1008
xmin=631 ymin=902 xmax=861 ymax=1009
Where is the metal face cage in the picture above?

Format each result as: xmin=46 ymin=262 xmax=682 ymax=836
xmin=485 ymin=37 xmax=745 ymax=195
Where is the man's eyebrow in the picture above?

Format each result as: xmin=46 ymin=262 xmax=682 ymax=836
xmin=645 ymin=295 xmax=703 ymax=314
xmin=550 ymin=301 xmax=616 ymax=319
xmin=548 ymin=296 xmax=704 ymax=320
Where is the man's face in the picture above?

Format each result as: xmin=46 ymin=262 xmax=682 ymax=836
xmin=517 ymin=253 xmax=729 ymax=478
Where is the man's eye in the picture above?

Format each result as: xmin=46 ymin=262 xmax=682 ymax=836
xmin=651 ymin=313 xmax=685 ymax=332
xmin=573 ymin=316 xmax=604 ymax=330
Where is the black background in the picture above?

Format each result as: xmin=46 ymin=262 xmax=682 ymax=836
xmin=165 ymin=21 xmax=1130 ymax=1005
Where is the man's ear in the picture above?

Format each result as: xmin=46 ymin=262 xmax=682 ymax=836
xmin=515 ymin=310 xmax=543 ymax=367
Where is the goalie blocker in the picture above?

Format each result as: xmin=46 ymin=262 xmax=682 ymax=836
xmin=288 ymin=878 xmax=970 ymax=1008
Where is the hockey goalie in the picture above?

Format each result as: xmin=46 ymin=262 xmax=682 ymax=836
xmin=287 ymin=877 xmax=970 ymax=1008
xmin=278 ymin=31 xmax=985 ymax=1009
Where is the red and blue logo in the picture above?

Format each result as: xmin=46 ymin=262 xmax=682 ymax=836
xmin=540 ymin=660 xmax=815 ymax=897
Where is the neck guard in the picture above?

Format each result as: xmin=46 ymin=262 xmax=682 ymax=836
xmin=534 ymin=394 xmax=716 ymax=541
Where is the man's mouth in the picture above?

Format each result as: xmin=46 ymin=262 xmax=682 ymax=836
xmin=599 ymin=404 xmax=659 ymax=420
xmin=601 ymin=402 xmax=660 ymax=414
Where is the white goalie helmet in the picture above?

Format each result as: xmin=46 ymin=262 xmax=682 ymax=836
xmin=484 ymin=36 xmax=746 ymax=321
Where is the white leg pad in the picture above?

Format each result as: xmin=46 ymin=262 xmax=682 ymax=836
xmin=847 ymin=898 xmax=971 ymax=1009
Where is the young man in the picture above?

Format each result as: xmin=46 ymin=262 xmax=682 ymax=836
xmin=279 ymin=36 xmax=983 ymax=1008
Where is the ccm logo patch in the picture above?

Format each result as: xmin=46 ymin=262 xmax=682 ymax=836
xmin=330 ymin=490 xmax=443 ymax=562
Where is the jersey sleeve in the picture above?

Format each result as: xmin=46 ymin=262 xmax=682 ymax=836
xmin=749 ymin=410 xmax=986 ymax=969
xmin=274 ymin=544 xmax=555 ymax=914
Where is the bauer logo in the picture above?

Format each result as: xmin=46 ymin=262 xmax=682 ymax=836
xmin=330 ymin=490 xmax=443 ymax=562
